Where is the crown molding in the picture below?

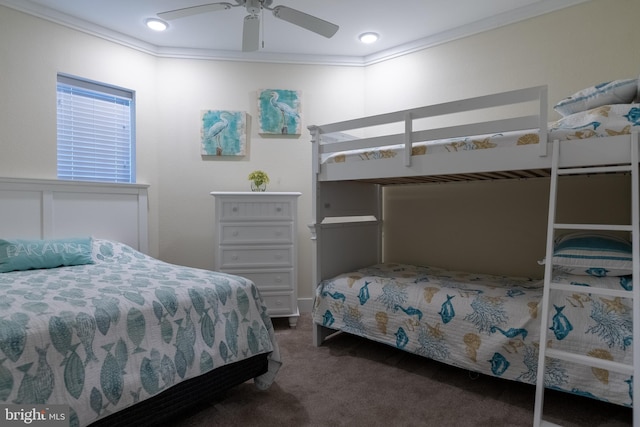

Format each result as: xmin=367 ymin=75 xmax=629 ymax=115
xmin=0 ymin=0 xmax=590 ymax=67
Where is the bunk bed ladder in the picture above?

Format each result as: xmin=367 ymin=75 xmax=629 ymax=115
xmin=533 ymin=134 xmax=640 ymax=427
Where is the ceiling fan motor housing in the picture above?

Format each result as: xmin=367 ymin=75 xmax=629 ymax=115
xmin=237 ymin=0 xmax=273 ymax=15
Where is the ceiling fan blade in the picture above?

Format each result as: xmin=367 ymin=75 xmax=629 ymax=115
xmin=158 ymin=2 xmax=232 ymax=20
xmin=242 ymin=15 xmax=260 ymax=52
xmin=271 ymin=6 xmax=339 ymax=38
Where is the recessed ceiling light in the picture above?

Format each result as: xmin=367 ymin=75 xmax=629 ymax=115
xmin=358 ymin=32 xmax=379 ymax=44
xmin=146 ymin=18 xmax=168 ymax=32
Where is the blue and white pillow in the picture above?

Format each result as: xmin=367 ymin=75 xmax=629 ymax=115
xmin=544 ymin=233 xmax=633 ymax=277
xmin=554 ymin=78 xmax=638 ymax=117
xmin=0 ymin=237 xmax=94 ymax=273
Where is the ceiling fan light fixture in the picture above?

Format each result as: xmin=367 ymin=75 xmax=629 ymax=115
xmin=359 ymin=32 xmax=379 ymax=44
xmin=146 ymin=18 xmax=168 ymax=32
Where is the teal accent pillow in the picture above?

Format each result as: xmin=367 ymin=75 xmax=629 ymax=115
xmin=546 ymin=233 xmax=632 ymax=277
xmin=0 ymin=237 xmax=94 ymax=273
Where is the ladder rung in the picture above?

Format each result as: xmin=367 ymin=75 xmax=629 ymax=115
xmin=558 ymin=165 xmax=632 ymax=175
xmin=545 ymin=348 xmax=634 ymax=375
xmin=550 ymin=282 xmax=633 ymax=299
xmin=554 ymin=223 xmax=632 ymax=232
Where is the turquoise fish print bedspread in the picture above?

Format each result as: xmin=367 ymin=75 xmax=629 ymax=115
xmin=313 ymin=263 xmax=633 ymax=406
xmin=0 ymin=240 xmax=281 ymax=426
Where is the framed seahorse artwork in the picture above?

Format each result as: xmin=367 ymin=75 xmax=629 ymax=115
xmin=200 ymin=110 xmax=248 ymax=156
xmin=257 ymin=89 xmax=302 ymax=135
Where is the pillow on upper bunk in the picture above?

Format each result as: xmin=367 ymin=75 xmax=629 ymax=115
xmin=543 ymin=232 xmax=632 ymax=277
xmin=0 ymin=237 xmax=94 ymax=273
xmin=554 ymin=78 xmax=638 ymax=117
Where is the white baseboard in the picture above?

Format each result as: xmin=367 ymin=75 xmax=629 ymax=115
xmin=298 ymin=297 xmax=313 ymax=314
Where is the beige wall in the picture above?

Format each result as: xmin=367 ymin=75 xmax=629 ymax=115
xmin=0 ymin=0 xmax=638 ymax=303
xmin=0 ymin=5 xmax=366 ymax=306
xmin=383 ymin=174 xmax=631 ymax=278
xmin=154 ymin=59 xmax=365 ymax=276
xmin=363 ymin=0 xmax=639 ymax=117
xmin=364 ymin=0 xmax=640 ymax=278
xmin=0 ymin=7 xmax=162 ymax=256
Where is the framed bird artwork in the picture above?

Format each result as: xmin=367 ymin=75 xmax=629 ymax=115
xmin=258 ymin=89 xmax=302 ymax=135
xmin=200 ymin=110 xmax=248 ymax=156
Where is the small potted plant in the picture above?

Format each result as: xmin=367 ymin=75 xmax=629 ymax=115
xmin=248 ymin=170 xmax=269 ymax=191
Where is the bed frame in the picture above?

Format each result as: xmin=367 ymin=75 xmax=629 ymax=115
xmin=0 ymin=177 xmax=149 ymax=252
xmin=0 ymin=177 xmax=269 ymax=426
xmin=307 ymin=85 xmax=639 ymax=345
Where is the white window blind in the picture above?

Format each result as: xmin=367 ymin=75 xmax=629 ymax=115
xmin=57 ymin=74 xmax=135 ymax=183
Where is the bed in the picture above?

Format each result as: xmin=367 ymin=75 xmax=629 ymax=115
xmin=307 ymin=78 xmax=640 ymax=409
xmin=0 ymin=178 xmax=280 ymax=427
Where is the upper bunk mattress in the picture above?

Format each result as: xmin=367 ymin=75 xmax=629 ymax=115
xmin=321 ymin=104 xmax=640 ymax=165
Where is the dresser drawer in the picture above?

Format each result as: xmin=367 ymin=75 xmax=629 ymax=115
xmin=219 ymin=246 xmax=293 ymax=268
xmin=220 ymin=223 xmax=293 ymax=244
xmin=218 ymin=200 xmax=294 ymax=221
xmin=227 ymin=269 xmax=293 ymax=291
xmin=260 ymin=292 xmax=296 ymax=316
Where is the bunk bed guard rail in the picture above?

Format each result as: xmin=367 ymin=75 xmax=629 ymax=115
xmin=308 ymin=85 xmax=549 ymax=175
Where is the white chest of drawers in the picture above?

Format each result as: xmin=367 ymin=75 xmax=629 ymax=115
xmin=210 ymin=191 xmax=301 ymax=327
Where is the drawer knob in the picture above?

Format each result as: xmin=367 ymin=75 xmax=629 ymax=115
xmin=275 ymin=230 xmax=282 ymax=236
xmin=232 ymin=207 xmax=238 ymax=212
xmin=275 ymin=254 xmax=283 ymax=260
xmin=232 ymin=230 xmax=239 ymax=236
xmin=275 ymin=276 xmax=282 ymax=282
xmin=276 ymin=207 xmax=282 ymax=212
xmin=232 ymin=254 xmax=238 ymax=260
xmin=276 ymin=299 xmax=283 ymax=306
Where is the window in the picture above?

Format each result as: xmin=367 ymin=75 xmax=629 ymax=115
xmin=57 ymin=74 xmax=135 ymax=183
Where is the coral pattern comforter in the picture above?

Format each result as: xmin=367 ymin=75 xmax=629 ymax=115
xmin=0 ymin=240 xmax=281 ymax=426
xmin=313 ymin=263 xmax=633 ymax=406
xmin=322 ymin=103 xmax=640 ymax=164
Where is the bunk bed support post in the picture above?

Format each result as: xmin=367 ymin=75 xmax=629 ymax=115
xmin=632 ymin=130 xmax=639 ymax=427
xmin=309 ymin=125 xmax=383 ymax=345
xmin=308 ymin=125 xmax=323 ymax=345
xmin=404 ymin=112 xmax=412 ymax=167
xmin=538 ymin=85 xmax=549 ymax=157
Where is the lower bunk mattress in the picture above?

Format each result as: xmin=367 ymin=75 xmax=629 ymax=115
xmin=312 ymin=263 xmax=633 ymax=406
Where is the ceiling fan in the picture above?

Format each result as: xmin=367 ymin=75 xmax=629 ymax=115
xmin=157 ymin=0 xmax=340 ymax=52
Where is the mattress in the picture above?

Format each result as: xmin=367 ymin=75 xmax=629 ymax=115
xmin=321 ymin=104 xmax=640 ymax=165
xmin=312 ymin=263 xmax=633 ymax=406
xmin=0 ymin=239 xmax=281 ymax=426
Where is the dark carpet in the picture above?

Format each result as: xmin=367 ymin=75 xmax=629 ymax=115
xmin=173 ymin=313 xmax=632 ymax=426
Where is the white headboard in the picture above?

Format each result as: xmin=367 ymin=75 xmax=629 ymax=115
xmin=0 ymin=177 xmax=149 ymax=253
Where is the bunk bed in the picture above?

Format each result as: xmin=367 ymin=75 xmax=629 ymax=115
xmin=0 ymin=178 xmax=280 ymax=427
xmin=308 ymin=79 xmax=640 ymax=408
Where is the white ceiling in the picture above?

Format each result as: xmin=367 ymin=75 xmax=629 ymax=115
xmin=1 ymin=0 xmax=588 ymax=65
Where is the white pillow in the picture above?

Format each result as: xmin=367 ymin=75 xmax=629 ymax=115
xmin=554 ymin=78 xmax=638 ymax=117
